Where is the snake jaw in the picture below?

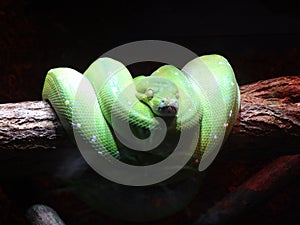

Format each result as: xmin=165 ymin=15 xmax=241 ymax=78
xmin=156 ymin=99 xmax=178 ymax=117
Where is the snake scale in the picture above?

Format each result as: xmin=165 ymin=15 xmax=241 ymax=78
xmin=42 ymin=54 xmax=240 ymax=176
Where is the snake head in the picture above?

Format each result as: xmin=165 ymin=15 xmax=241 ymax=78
xmin=135 ymin=76 xmax=179 ymax=117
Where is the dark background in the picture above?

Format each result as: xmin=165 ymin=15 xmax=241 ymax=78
xmin=0 ymin=0 xmax=300 ymax=225
xmin=1 ymin=0 xmax=300 ymax=103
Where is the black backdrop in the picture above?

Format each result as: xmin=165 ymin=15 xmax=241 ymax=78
xmin=1 ymin=0 xmax=300 ymax=103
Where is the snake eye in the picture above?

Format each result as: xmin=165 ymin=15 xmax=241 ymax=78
xmin=146 ymin=89 xmax=154 ymax=100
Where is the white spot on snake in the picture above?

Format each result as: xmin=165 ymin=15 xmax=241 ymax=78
xmin=229 ymin=109 xmax=233 ymax=118
xmin=213 ymin=134 xmax=217 ymax=139
xmin=90 ymin=135 xmax=97 ymax=143
xmin=231 ymin=82 xmax=235 ymax=86
xmin=175 ymin=72 xmax=179 ymax=75
xmin=128 ymin=101 xmax=131 ymax=105
xmin=112 ymin=87 xmax=118 ymax=93
xmin=76 ymin=123 xmax=81 ymax=128
xmin=64 ymin=100 xmax=70 ymax=105
xmin=97 ymin=151 xmax=103 ymax=155
xmin=223 ymin=123 xmax=229 ymax=127
xmin=188 ymin=108 xmax=192 ymax=112
xmin=218 ymin=61 xmax=224 ymax=64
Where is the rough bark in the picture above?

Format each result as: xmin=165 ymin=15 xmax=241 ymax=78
xmin=0 ymin=76 xmax=299 ymax=151
xmin=234 ymin=75 xmax=300 ymax=137
xmin=0 ymin=101 xmax=65 ymax=150
xmin=221 ymin=75 xmax=300 ymax=158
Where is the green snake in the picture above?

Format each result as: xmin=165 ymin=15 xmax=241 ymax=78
xmin=42 ymin=54 xmax=240 ymax=179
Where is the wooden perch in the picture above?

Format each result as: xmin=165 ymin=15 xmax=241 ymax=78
xmin=235 ymin=76 xmax=300 ymax=137
xmin=223 ymin=75 xmax=300 ymax=157
xmin=0 ymin=76 xmax=299 ymax=151
xmin=0 ymin=101 xmax=64 ymax=150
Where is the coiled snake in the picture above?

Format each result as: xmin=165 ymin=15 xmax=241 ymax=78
xmin=42 ymin=54 xmax=240 ymax=182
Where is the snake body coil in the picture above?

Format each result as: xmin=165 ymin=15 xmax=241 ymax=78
xmin=42 ymin=54 xmax=240 ymax=172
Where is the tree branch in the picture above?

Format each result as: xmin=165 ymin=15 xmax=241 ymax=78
xmin=222 ymin=75 xmax=300 ymax=158
xmin=0 ymin=76 xmax=299 ymax=151
xmin=0 ymin=101 xmax=64 ymax=150
xmin=235 ymin=75 xmax=300 ymax=137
